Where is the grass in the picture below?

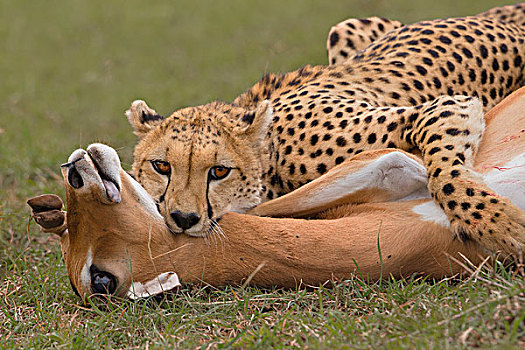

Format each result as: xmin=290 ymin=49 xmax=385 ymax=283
xmin=0 ymin=0 xmax=524 ymax=347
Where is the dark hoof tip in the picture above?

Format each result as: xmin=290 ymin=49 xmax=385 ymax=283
xmin=27 ymin=194 xmax=63 ymax=212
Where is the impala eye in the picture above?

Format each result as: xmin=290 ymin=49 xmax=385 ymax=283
xmin=209 ymin=166 xmax=231 ymax=180
xmin=151 ymin=160 xmax=171 ymax=175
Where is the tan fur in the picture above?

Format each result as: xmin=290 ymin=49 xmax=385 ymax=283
xmin=55 ymin=155 xmax=485 ymax=299
xmin=128 ymin=5 xmax=525 ymax=254
xmin=326 ymin=4 xmax=525 ymax=66
xmin=327 ymin=17 xmax=404 ymax=65
xmin=29 ymin=87 xmax=525 ymax=299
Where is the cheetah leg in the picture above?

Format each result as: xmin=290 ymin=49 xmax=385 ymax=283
xmin=249 ymin=149 xmax=427 ymax=218
xmin=384 ymin=95 xmax=525 ymax=256
xmin=327 ymin=17 xmax=403 ymax=65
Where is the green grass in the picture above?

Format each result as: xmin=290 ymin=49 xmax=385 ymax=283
xmin=0 ymin=0 xmax=524 ymax=347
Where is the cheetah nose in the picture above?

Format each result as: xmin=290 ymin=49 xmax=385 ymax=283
xmin=170 ymin=211 xmax=201 ymax=230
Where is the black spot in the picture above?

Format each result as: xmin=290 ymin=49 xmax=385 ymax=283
xmin=446 ymin=128 xmax=460 ymax=136
xmin=479 ymin=45 xmax=488 ymax=58
xmin=468 ymin=69 xmax=476 ymax=82
xmin=438 ymin=35 xmax=451 ymax=44
xmin=310 ymin=135 xmax=319 ymax=146
xmin=423 ymin=117 xmax=439 ymax=127
xmin=461 ymin=202 xmax=471 ymax=210
xmin=387 ymin=122 xmax=398 ymax=132
xmin=140 ymin=111 xmax=164 ymax=123
xmin=428 ymin=49 xmax=439 ymax=58
xmin=442 ymin=183 xmax=455 ymax=195
xmin=465 ymin=188 xmax=474 ymax=196
xmin=492 ymin=59 xmax=499 ymax=71
xmin=452 ymin=52 xmax=462 ymax=63
xmin=317 ymin=163 xmax=327 ymax=174
xmin=335 ymin=156 xmax=345 ymax=165
xmin=367 ymin=133 xmax=377 ymax=144
xmin=427 ymin=134 xmax=442 ymax=143
xmin=416 ymin=65 xmax=427 ymax=75
xmin=352 ymin=133 xmax=361 ymax=143
xmin=433 ymin=77 xmax=442 ymax=89
xmin=413 ymin=80 xmax=424 ymax=90
xmin=428 ymin=147 xmax=441 ymax=155
xmin=461 ymin=47 xmax=473 ymax=58
xmin=514 ymin=55 xmax=522 ymax=68
xmin=323 ymin=107 xmax=333 ymax=114
xmin=336 ymin=136 xmax=347 ymax=147
xmin=450 ymin=170 xmax=460 ymax=178
xmin=447 ymin=201 xmax=457 ymax=210
xmin=472 ymin=212 xmax=482 ymax=220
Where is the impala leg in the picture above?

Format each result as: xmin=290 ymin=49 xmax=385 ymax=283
xmin=249 ymin=149 xmax=427 ymax=218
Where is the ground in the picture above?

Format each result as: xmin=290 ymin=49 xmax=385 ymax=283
xmin=0 ymin=0 xmax=524 ymax=348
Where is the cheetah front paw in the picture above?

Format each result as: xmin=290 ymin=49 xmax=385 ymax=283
xmin=451 ymin=193 xmax=525 ymax=257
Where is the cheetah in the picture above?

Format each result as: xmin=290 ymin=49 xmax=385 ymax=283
xmin=127 ymin=4 xmax=525 ymax=256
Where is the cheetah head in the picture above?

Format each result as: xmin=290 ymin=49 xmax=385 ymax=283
xmin=127 ymin=100 xmax=272 ymax=236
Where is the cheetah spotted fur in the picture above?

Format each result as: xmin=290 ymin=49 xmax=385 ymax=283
xmin=128 ymin=4 xmax=525 ymax=256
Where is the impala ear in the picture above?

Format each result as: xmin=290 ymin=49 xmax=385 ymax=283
xmin=126 ymin=100 xmax=165 ymax=139
xmin=235 ymin=100 xmax=273 ymax=147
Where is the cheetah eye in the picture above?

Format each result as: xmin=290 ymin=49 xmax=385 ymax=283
xmin=209 ymin=166 xmax=231 ymax=181
xmin=151 ymin=160 xmax=171 ymax=175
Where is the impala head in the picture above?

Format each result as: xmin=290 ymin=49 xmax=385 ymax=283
xmin=52 ymin=143 xmax=182 ymax=300
xmin=127 ymin=100 xmax=272 ymax=237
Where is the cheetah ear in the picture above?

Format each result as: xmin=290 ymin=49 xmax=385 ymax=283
xmin=126 ymin=100 xmax=165 ymax=139
xmin=236 ymin=100 xmax=273 ymax=147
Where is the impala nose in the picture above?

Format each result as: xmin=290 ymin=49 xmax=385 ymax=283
xmin=170 ymin=211 xmax=200 ymax=230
